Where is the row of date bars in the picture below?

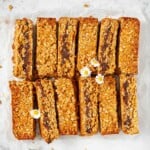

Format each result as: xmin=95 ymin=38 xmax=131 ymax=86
xmin=12 ymin=17 xmax=140 ymax=80
xmin=9 ymin=74 xmax=138 ymax=143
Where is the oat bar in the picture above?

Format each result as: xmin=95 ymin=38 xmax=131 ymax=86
xmin=57 ymin=17 xmax=78 ymax=78
xmin=120 ymin=74 xmax=139 ymax=134
xmin=55 ymin=78 xmax=78 ymax=135
xmin=9 ymin=81 xmax=35 ymax=139
xmin=98 ymin=18 xmax=119 ymax=74
xmin=77 ymin=18 xmax=98 ymax=74
xmin=35 ymin=79 xmax=59 ymax=143
xmin=118 ymin=17 xmax=140 ymax=74
xmin=99 ymin=76 xmax=119 ymax=134
xmin=79 ymin=77 xmax=99 ymax=135
xmin=12 ymin=18 xmax=33 ymax=80
xmin=36 ymin=18 xmax=57 ymax=78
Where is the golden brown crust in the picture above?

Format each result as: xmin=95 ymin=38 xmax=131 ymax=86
xmin=120 ymin=74 xmax=139 ymax=134
xmin=34 ymin=79 xmax=59 ymax=143
xmin=98 ymin=18 xmax=119 ymax=75
xmin=77 ymin=18 xmax=98 ymax=74
xmin=57 ymin=17 xmax=78 ymax=78
xmin=36 ymin=18 xmax=57 ymax=78
xmin=55 ymin=78 xmax=78 ymax=135
xmin=79 ymin=77 xmax=99 ymax=136
xmin=9 ymin=81 xmax=35 ymax=140
xmin=99 ymin=76 xmax=119 ymax=135
xmin=12 ymin=18 xmax=33 ymax=80
xmin=118 ymin=17 xmax=140 ymax=74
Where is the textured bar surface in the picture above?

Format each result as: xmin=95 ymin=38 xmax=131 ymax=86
xmin=120 ymin=74 xmax=139 ymax=134
xmin=118 ymin=17 xmax=140 ymax=74
xmin=99 ymin=76 xmax=119 ymax=135
xmin=57 ymin=17 xmax=78 ymax=78
xmin=36 ymin=18 xmax=57 ymax=78
xmin=55 ymin=78 xmax=78 ymax=135
xmin=9 ymin=81 xmax=35 ymax=139
xmin=79 ymin=77 xmax=98 ymax=135
xmin=12 ymin=18 xmax=33 ymax=80
xmin=35 ymin=79 xmax=59 ymax=143
xmin=98 ymin=18 xmax=119 ymax=74
xmin=77 ymin=18 xmax=98 ymax=74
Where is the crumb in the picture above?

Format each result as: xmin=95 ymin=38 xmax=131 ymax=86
xmin=8 ymin=5 xmax=13 ymax=11
xmin=51 ymin=148 xmax=54 ymax=150
xmin=0 ymin=65 xmax=2 ymax=68
xmin=83 ymin=3 xmax=89 ymax=8
xmin=0 ymin=100 xmax=2 ymax=105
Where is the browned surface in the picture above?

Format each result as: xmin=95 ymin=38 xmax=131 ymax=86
xmin=77 ymin=18 xmax=98 ymax=74
xmin=57 ymin=17 xmax=78 ymax=78
xmin=35 ymin=79 xmax=59 ymax=143
xmin=12 ymin=18 xmax=33 ymax=80
xmin=9 ymin=81 xmax=35 ymax=139
xmin=118 ymin=17 xmax=140 ymax=74
xmin=98 ymin=18 xmax=119 ymax=75
xmin=79 ymin=77 xmax=99 ymax=135
xmin=99 ymin=76 xmax=119 ymax=135
xmin=120 ymin=74 xmax=139 ymax=134
xmin=55 ymin=78 xmax=78 ymax=135
xmin=36 ymin=18 xmax=57 ymax=78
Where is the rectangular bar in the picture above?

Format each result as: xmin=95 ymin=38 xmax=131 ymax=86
xmin=36 ymin=18 xmax=57 ymax=78
xmin=98 ymin=18 xmax=119 ymax=74
xmin=79 ymin=77 xmax=99 ymax=135
xmin=99 ymin=76 xmax=119 ymax=135
xmin=9 ymin=81 xmax=35 ymax=139
xmin=120 ymin=74 xmax=139 ymax=134
xmin=12 ymin=18 xmax=33 ymax=80
xmin=77 ymin=18 xmax=98 ymax=74
xmin=57 ymin=17 xmax=78 ymax=78
xmin=55 ymin=78 xmax=78 ymax=135
xmin=118 ymin=17 xmax=140 ymax=74
xmin=35 ymin=79 xmax=59 ymax=143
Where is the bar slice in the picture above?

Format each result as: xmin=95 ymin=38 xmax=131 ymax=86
xmin=79 ymin=77 xmax=99 ymax=135
xmin=99 ymin=76 xmax=119 ymax=135
xmin=12 ymin=18 xmax=33 ymax=80
xmin=35 ymin=79 xmax=59 ymax=143
xmin=57 ymin=17 xmax=78 ymax=78
xmin=9 ymin=81 xmax=35 ymax=139
xmin=36 ymin=18 xmax=57 ymax=78
xmin=55 ymin=78 xmax=78 ymax=135
xmin=77 ymin=18 xmax=98 ymax=74
xmin=98 ymin=18 xmax=119 ymax=74
xmin=120 ymin=74 xmax=139 ymax=134
xmin=118 ymin=17 xmax=140 ymax=74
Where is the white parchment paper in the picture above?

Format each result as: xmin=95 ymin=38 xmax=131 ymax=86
xmin=0 ymin=0 xmax=150 ymax=150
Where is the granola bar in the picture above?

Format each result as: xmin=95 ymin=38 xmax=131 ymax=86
xmin=77 ymin=18 xmax=98 ymax=74
xmin=57 ymin=17 xmax=78 ymax=78
xmin=9 ymin=81 xmax=35 ymax=139
xmin=120 ymin=74 xmax=139 ymax=134
xmin=98 ymin=18 xmax=119 ymax=74
xmin=79 ymin=77 xmax=99 ymax=135
xmin=118 ymin=17 xmax=140 ymax=74
xmin=36 ymin=18 xmax=57 ymax=78
xmin=12 ymin=18 xmax=33 ymax=80
xmin=34 ymin=79 xmax=59 ymax=143
xmin=99 ymin=76 xmax=119 ymax=134
xmin=55 ymin=78 xmax=78 ymax=135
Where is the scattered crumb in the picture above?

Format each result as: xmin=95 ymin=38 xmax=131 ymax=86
xmin=83 ymin=3 xmax=89 ymax=8
xmin=0 ymin=100 xmax=2 ymax=105
xmin=5 ymin=19 xmax=10 ymax=24
xmin=8 ymin=5 xmax=13 ymax=11
xmin=0 ymin=65 xmax=2 ymax=68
